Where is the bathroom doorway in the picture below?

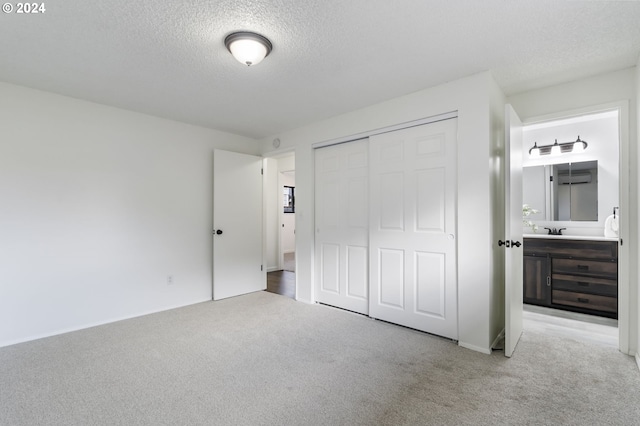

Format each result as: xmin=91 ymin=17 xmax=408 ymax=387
xmin=520 ymin=104 xmax=629 ymax=352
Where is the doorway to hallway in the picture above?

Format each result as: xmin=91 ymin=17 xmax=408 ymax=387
xmin=264 ymin=151 xmax=296 ymax=300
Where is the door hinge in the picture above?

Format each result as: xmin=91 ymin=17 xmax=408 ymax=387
xmin=261 ymin=168 xmax=263 ymax=175
xmin=261 ymin=265 xmax=263 ymax=271
xmin=549 ymin=176 xmax=553 ymax=182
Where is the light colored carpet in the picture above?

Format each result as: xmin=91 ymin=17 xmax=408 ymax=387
xmin=1 ymin=291 xmax=639 ymax=425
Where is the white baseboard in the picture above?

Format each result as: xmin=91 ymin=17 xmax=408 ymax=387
xmin=458 ymin=341 xmax=492 ymax=355
xmin=0 ymin=298 xmax=211 ymax=349
xmin=635 ymin=353 xmax=640 ymax=372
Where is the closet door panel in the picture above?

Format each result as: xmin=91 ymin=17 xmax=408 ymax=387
xmin=379 ymin=172 xmax=405 ymax=230
xmin=346 ymin=245 xmax=368 ymax=300
xmin=416 ymin=167 xmax=446 ymax=232
xmin=369 ymin=118 xmax=458 ymax=339
xmin=415 ymin=251 xmax=446 ymax=318
xmin=378 ymin=248 xmax=405 ymax=309
xmin=347 ymin=176 xmax=368 ymax=228
xmin=320 ymin=243 xmax=340 ymax=294
xmin=315 ymin=139 xmax=369 ymax=314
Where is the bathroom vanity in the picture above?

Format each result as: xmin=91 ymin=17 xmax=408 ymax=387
xmin=523 ymin=235 xmax=618 ymax=319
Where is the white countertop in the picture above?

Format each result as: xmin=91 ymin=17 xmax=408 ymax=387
xmin=523 ymin=234 xmax=619 ymax=242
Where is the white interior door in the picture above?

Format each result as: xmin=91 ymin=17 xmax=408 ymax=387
xmin=369 ymin=119 xmax=458 ymax=340
xmin=213 ymin=149 xmax=264 ymax=300
xmin=314 ymin=139 xmax=369 ymax=314
xmin=505 ymin=105 xmax=524 ymax=357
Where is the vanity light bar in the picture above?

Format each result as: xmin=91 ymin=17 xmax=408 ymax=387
xmin=529 ymin=136 xmax=587 ymax=157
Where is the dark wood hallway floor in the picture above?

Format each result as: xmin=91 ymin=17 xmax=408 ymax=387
xmin=266 ymin=270 xmax=295 ymax=299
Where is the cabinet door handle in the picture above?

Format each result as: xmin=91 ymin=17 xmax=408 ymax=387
xmin=577 ymin=297 xmax=589 ymax=303
xmin=577 ymin=265 xmax=589 ymax=271
xmin=546 ymin=276 xmax=551 ymax=287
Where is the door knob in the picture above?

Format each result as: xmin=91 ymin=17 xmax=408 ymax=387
xmin=498 ymin=240 xmax=506 ymax=247
xmin=511 ymin=240 xmax=521 ymax=248
xmin=215 ymin=229 xmax=223 ymax=235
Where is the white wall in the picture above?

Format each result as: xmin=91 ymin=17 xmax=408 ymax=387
xmin=278 ymin=156 xmax=295 ymax=174
xmin=522 ymin=113 xmax=619 ymax=236
xmin=0 ymin=82 xmax=260 ymax=347
xmin=508 ymin=67 xmax=637 ymax=355
xmin=260 ymin=72 xmax=502 ymax=354
xmin=636 ymin=56 xmax=640 ymax=369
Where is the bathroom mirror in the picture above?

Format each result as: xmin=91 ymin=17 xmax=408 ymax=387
xmin=523 ymin=160 xmax=598 ymax=222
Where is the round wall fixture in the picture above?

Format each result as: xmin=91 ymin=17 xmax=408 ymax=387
xmin=272 ymin=138 xmax=281 ymax=148
xmin=224 ymin=32 xmax=272 ymax=66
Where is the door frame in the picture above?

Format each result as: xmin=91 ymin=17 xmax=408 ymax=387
xmin=262 ymin=149 xmax=297 ymax=293
xmin=519 ymin=100 xmax=631 ymax=355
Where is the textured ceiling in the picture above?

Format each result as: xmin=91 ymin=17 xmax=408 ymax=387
xmin=1 ymin=0 xmax=639 ymax=139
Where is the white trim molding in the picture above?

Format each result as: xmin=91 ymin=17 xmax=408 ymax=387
xmin=459 ymin=342 xmax=492 ymax=355
xmin=311 ymin=111 xmax=458 ymax=149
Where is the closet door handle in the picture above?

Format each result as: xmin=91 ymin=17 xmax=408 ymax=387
xmin=577 ymin=265 xmax=589 ymax=271
xmin=546 ymin=276 xmax=551 ymax=287
xmin=577 ymin=297 xmax=589 ymax=303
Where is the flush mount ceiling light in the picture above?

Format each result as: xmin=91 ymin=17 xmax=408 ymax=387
xmin=224 ymin=32 xmax=272 ymax=66
xmin=528 ymin=136 xmax=588 ymax=157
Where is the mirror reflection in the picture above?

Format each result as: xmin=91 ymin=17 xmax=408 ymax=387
xmin=523 ymin=160 xmax=598 ymax=222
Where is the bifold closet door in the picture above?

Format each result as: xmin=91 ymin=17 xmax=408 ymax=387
xmin=369 ymin=119 xmax=458 ymax=340
xmin=314 ymin=139 xmax=369 ymax=314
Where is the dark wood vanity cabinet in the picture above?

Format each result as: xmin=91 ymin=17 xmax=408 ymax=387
xmin=523 ymin=238 xmax=618 ymax=319
xmin=523 ymin=255 xmax=550 ymax=305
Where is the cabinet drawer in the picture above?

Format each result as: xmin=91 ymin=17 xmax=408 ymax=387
xmin=553 ymin=275 xmax=617 ymax=297
xmin=552 ymin=290 xmax=617 ymax=313
xmin=552 ymin=258 xmax=617 ymax=278
xmin=524 ymin=238 xmax=617 ymax=260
